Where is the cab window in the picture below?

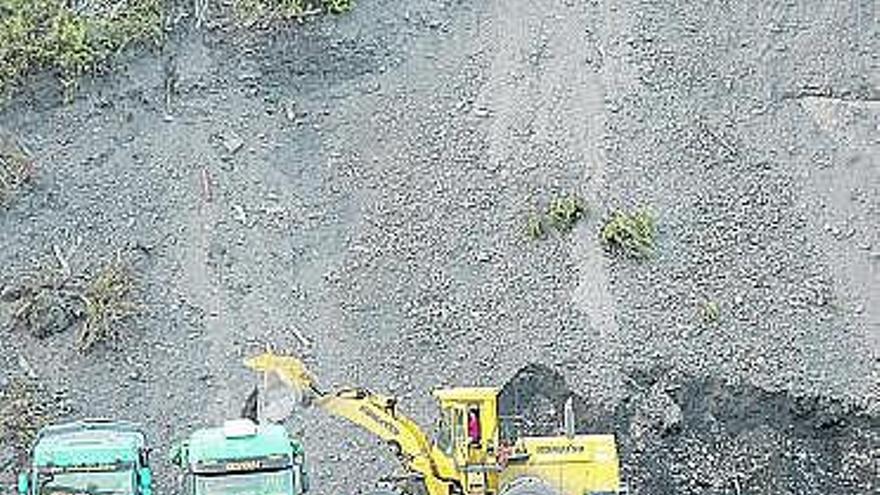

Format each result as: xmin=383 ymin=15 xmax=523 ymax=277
xmin=453 ymin=408 xmax=465 ymax=447
xmin=436 ymin=409 xmax=453 ymax=455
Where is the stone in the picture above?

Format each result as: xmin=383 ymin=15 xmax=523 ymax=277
xmin=0 ymin=445 xmax=16 ymax=471
xmin=222 ymin=131 xmax=244 ymax=154
xmin=636 ymin=382 xmax=683 ymax=436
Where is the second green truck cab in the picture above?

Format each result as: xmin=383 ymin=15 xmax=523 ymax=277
xmin=172 ymin=419 xmax=308 ymax=495
xmin=18 ymin=420 xmax=152 ymax=495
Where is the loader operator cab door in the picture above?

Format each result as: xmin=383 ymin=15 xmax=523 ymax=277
xmin=434 ymin=402 xmax=479 ymax=465
xmin=433 ymin=388 xmax=502 ymax=495
xmin=435 ymin=408 xmax=454 ymax=456
xmin=432 ymin=388 xmax=499 ymax=467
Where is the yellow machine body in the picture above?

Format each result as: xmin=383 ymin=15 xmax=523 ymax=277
xmin=432 ymin=388 xmax=620 ymax=495
xmin=245 ymin=352 xmax=621 ymax=495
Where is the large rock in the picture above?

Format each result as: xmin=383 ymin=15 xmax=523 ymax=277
xmin=630 ymin=382 xmax=683 ymax=443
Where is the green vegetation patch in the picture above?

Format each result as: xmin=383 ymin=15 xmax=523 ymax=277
xmin=527 ymin=215 xmax=546 ymax=240
xmin=323 ymin=0 xmax=355 ymax=14
xmin=236 ymin=0 xmax=354 ymax=23
xmin=547 ymin=197 xmax=585 ymax=232
xmin=698 ymin=300 xmax=720 ymax=325
xmin=0 ymin=0 xmax=164 ymax=101
xmin=601 ymin=208 xmax=656 ymax=258
xmin=528 ymin=195 xmax=586 ymax=240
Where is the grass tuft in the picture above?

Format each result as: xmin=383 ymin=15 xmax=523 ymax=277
xmin=77 ymin=254 xmax=137 ymax=352
xmin=526 ymin=215 xmax=546 ymax=240
xmin=528 ymin=195 xmax=586 ymax=240
xmin=698 ymin=300 xmax=720 ymax=325
xmin=547 ymin=196 xmax=585 ymax=232
xmin=3 ymin=251 xmax=137 ymax=352
xmin=0 ymin=0 xmax=164 ymax=103
xmin=323 ymin=0 xmax=355 ymax=14
xmin=236 ymin=0 xmax=354 ymax=22
xmin=601 ymin=208 xmax=656 ymax=258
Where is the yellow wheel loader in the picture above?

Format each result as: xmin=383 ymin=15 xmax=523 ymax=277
xmin=244 ymin=352 xmax=622 ymax=495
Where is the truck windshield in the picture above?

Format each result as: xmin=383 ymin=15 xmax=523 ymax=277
xmin=38 ymin=469 xmax=134 ymax=495
xmin=195 ymin=469 xmax=293 ymax=495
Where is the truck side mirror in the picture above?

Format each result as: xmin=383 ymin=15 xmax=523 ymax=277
xmin=293 ymin=451 xmax=309 ymax=493
xmin=139 ymin=447 xmax=151 ymax=466
xmin=138 ymin=468 xmax=152 ymax=495
xmin=300 ymin=465 xmax=310 ymax=493
xmin=17 ymin=473 xmax=29 ymax=495
xmin=169 ymin=443 xmax=183 ymax=466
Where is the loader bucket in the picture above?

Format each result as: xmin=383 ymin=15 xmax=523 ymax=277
xmin=244 ymin=352 xmax=316 ymax=391
xmin=244 ymin=352 xmax=318 ymax=422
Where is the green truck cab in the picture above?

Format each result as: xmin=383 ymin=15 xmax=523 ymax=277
xmin=172 ymin=419 xmax=308 ymax=495
xmin=17 ymin=420 xmax=152 ymax=495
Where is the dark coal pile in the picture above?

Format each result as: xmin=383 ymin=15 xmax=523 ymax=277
xmin=498 ymin=363 xmax=878 ymax=494
xmin=616 ymin=376 xmax=879 ymax=495
xmin=498 ymin=363 xmax=574 ymax=442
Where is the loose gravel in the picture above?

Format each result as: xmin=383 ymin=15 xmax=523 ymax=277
xmin=0 ymin=1 xmax=877 ymax=494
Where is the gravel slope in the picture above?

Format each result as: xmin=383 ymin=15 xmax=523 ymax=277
xmin=1 ymin=1 xmax=877 ymax=494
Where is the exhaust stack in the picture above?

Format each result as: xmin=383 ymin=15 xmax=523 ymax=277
xmin=564 ymin=396 xmax=575 ymax=438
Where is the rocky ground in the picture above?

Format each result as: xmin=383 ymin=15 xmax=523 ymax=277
xmin=1 ymin=1 xmax=878 ymax=494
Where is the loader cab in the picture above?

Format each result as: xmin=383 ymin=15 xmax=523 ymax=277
xmin=433 ymin=388 xmax=499 ymax=459
xmin=432 ymin=388 xmax=502 ymax=494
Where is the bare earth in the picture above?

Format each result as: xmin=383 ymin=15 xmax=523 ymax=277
xmin=1 ymin=1 xmax=878 ymax=494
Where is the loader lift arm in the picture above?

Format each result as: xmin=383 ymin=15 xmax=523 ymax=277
xmin=245 ymin=353 xmax=454 ymax=494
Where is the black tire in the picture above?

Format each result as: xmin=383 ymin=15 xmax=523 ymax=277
xmin=500 ymin=478 xmax=559 ymax=495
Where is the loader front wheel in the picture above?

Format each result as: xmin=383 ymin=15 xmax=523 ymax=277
xmin=500 ymin=478 xmax=559 ymax=495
